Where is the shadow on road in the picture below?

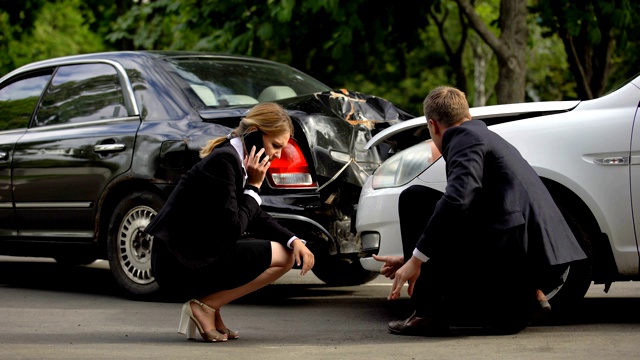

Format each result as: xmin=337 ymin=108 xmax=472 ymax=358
xmin=0 ymin=258 xmax=372 ymax=302
xmin=0 ymin=259 xmax=121 ymax=296
xmin=0 ymin=258 xmax=638 ymax=329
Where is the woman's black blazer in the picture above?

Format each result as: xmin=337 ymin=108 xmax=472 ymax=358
xmin=145 ymin=141 xmax=295 ymax=269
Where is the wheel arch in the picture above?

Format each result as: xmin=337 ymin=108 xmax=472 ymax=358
xmin=541 ymin=178 xmax=619 ymax=284
xmin=95 ymin=178 xmax=168 ymax=259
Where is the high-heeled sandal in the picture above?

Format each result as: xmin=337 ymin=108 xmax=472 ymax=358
xmin=187 ymin=299 xmax=240 ymax=340
xmin=177 ymin=299 xmax=227 ymax=342
xmin=217 ymin=327 xmax=240 ymax=340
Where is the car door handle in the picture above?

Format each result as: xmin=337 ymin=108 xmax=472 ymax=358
xmin=94 ymin=143 xmax=126 ymax=153
xmin=0 ymin=151 xmax=7 ymax=161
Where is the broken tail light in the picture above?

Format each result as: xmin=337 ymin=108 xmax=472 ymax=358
xmin=267 ymin=138 xmax=317 ymax=188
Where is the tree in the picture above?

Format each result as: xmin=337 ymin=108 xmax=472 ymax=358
xmin=0 ymin=0 xmax=45 ymax=75
xmin=429 ymin=0 xmax=469 ymax=92
xmin=79 ymin=0 xmax=138 ymax=50
xmin=455 ymin=0 xmax=528 ymax=104
xmin=107 ymin=0 xmax=435 ymax=113
xmin=7 ymin=0 xmax=106 ymax=70
xmin=532 ymin=0 xmax=640 ymax=99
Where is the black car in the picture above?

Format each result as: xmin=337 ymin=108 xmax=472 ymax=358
xmin=0 ymin=51 xmax=416 ymax=298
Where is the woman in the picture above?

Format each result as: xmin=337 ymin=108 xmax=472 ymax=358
xmin=146 ymin=102 xmax=315 ymax=342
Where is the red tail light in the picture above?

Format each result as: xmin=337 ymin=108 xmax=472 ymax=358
xmin=267 ymin=138 xmax=317 ymax=188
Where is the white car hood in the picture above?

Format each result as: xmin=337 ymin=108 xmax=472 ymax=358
xmin=364 ymin=100 xmax=581 ymax=150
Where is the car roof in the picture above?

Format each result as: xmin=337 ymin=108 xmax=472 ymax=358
xmin=0 ymin=51 xmax=291 ymax=81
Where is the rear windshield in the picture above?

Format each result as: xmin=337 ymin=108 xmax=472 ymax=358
xmin=164 ymin=57 xmax=332 ymax=108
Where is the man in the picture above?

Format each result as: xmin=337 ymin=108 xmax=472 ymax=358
xmin=374 ymin=86 xmax=587 ymax=335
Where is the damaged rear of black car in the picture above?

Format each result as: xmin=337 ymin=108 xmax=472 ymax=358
xmin=0 ymin=51 xmax=416 ymax=298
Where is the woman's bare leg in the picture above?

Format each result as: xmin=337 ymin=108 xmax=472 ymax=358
xmin=191 ymin=242 xmax=295 ymax=333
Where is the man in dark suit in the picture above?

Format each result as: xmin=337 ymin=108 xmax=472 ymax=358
xmin=374 ymin=86 xmax=587 ymax=335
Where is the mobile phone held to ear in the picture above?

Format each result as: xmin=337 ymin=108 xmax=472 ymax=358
xmin=243 ymin=130 xmax=268 ymax=162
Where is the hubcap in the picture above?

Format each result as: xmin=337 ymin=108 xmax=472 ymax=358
xmin=117 ymin=205 xmax=156 ymax=285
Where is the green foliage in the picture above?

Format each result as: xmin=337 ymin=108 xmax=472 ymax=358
xmin=531 ymin=0 xmax=640 ymax=98
xmin=0 ymin=0 xmax=45 ymax=34
xmin=2 ymin=0 xmax=638 ymax=113
xmin=526 ymin=20 xmax=575 ymax=101
xmin=1 ymin=0 xmax=107 ymax=76
xmin=106 ymin=0 xmax=434 ymax=112
xmin=0 ymin=12 xmax=14 ymax=76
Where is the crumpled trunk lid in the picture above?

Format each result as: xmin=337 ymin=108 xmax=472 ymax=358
xmin=283 ymin=89 xmax=416 ymax=189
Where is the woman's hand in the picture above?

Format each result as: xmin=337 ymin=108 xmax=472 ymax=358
xmin=244 ymin=146 xmax=269 ymax=187
xmin=291 ymin=239 xmax=314 ymax=275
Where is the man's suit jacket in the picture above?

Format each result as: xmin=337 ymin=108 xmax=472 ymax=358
xmin=416 ymin=120 xmax=587 ymax=268
xmin=145 ymin=141 xmax=295 ymax=269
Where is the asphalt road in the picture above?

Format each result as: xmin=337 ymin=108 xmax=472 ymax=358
xmin=0 ymin=256 xmax=639 ymax=359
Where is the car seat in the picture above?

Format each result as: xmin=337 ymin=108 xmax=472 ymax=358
xmin=258 ymin=86 xmax=297 ymax=102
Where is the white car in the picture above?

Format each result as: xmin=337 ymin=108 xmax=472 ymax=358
xmin=356 ymin=75 xmax=640 ymax=311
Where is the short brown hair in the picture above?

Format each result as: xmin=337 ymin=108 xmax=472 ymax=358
xmin=423 ymin=86 xmax=470 ymax=128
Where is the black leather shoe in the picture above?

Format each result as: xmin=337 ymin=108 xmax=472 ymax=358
xmin=538 ymin=298 xmax=551 ymax=311
xmin=530 ymin=298 xmax=551 ymax=323
xmin=387 ymin=312 xmax=450 ymax=336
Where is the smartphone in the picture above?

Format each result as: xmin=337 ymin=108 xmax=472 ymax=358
xmin=243 ymin=130 xmax=268 ymax=162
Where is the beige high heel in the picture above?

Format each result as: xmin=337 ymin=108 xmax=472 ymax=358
xmin=212 ymin=307 xmax=240 ymax=340
xmin=177 ymin=299 xmax=227 ymax=342
xmin=217 ymin=327 xmax=240 ymax=340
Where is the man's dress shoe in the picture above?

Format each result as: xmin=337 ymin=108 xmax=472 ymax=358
xmin=387 ymin=312 xmax=450 ymax=336
xmin=530 ymin=298 xmax=551 ymax=323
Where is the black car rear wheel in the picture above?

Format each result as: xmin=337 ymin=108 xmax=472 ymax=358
xmin=545 ymin=193 xmax=595 ymax=318
xmin=107 ymin=191 xmax=163 ymax=299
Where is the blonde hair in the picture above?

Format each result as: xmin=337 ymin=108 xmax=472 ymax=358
xmin=199 ymin=102 xmax=294 ymax=158
xmin=423 ymin=86 xmax=471 ymax=128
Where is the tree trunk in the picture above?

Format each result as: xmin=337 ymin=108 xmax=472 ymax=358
xmin=549 ymin=1 xmax=613 ymax=99
xmin=470 ymin=34 xmax=492 ymax=106
xmin=456 ymin=0 xmax=528 ymax=104
xmin=429 ymin=4 xmax=469 ymax=93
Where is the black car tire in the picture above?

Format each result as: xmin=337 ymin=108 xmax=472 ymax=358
xmin=312 ymin=254 xmax=379 ymax=286
xmin=545 ymin=196 xmax=595 ymax=317
xmin=106 ymin=191 xmax=163 ymax=299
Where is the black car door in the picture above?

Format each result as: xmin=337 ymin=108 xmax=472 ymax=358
xmin=0 ymin=71 xmax=53 ymax=239
xmin=12 ymin=62 xmax=140 ymax=243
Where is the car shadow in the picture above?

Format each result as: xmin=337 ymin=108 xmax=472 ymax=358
xmin=0 ymin=257 xmax=638 ymax=328
xmin=0 ymin=258 xmax=121 ymax=297
xmin=0 ymin=257 xmax=365 ymax=301
xmin=539 ymin=296 xmax=640 ymax=325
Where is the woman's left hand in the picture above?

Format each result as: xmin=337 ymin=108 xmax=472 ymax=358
xmin=291 ymin=239 xmax=314 ymax=275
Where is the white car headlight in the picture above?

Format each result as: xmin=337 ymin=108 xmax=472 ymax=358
xmin=371 ymin=140 xmax=441 ymax=189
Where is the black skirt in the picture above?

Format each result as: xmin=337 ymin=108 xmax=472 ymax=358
xmin=152 ymin=237 xmax=272 ymax=300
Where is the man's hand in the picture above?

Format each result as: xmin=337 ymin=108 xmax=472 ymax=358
xmin=388 ymin=256 xmax=422 ymax=300
xmin=372 ymin=254 xmax=404 ymax=279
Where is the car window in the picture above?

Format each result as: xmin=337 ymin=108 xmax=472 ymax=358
xmin=33 ymin=63 xmax=128 ymax=127
xmin=0 ymin=72 xmax=52 ymax=131
xmin=166 ymin=58 xmax=332 ymax=108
